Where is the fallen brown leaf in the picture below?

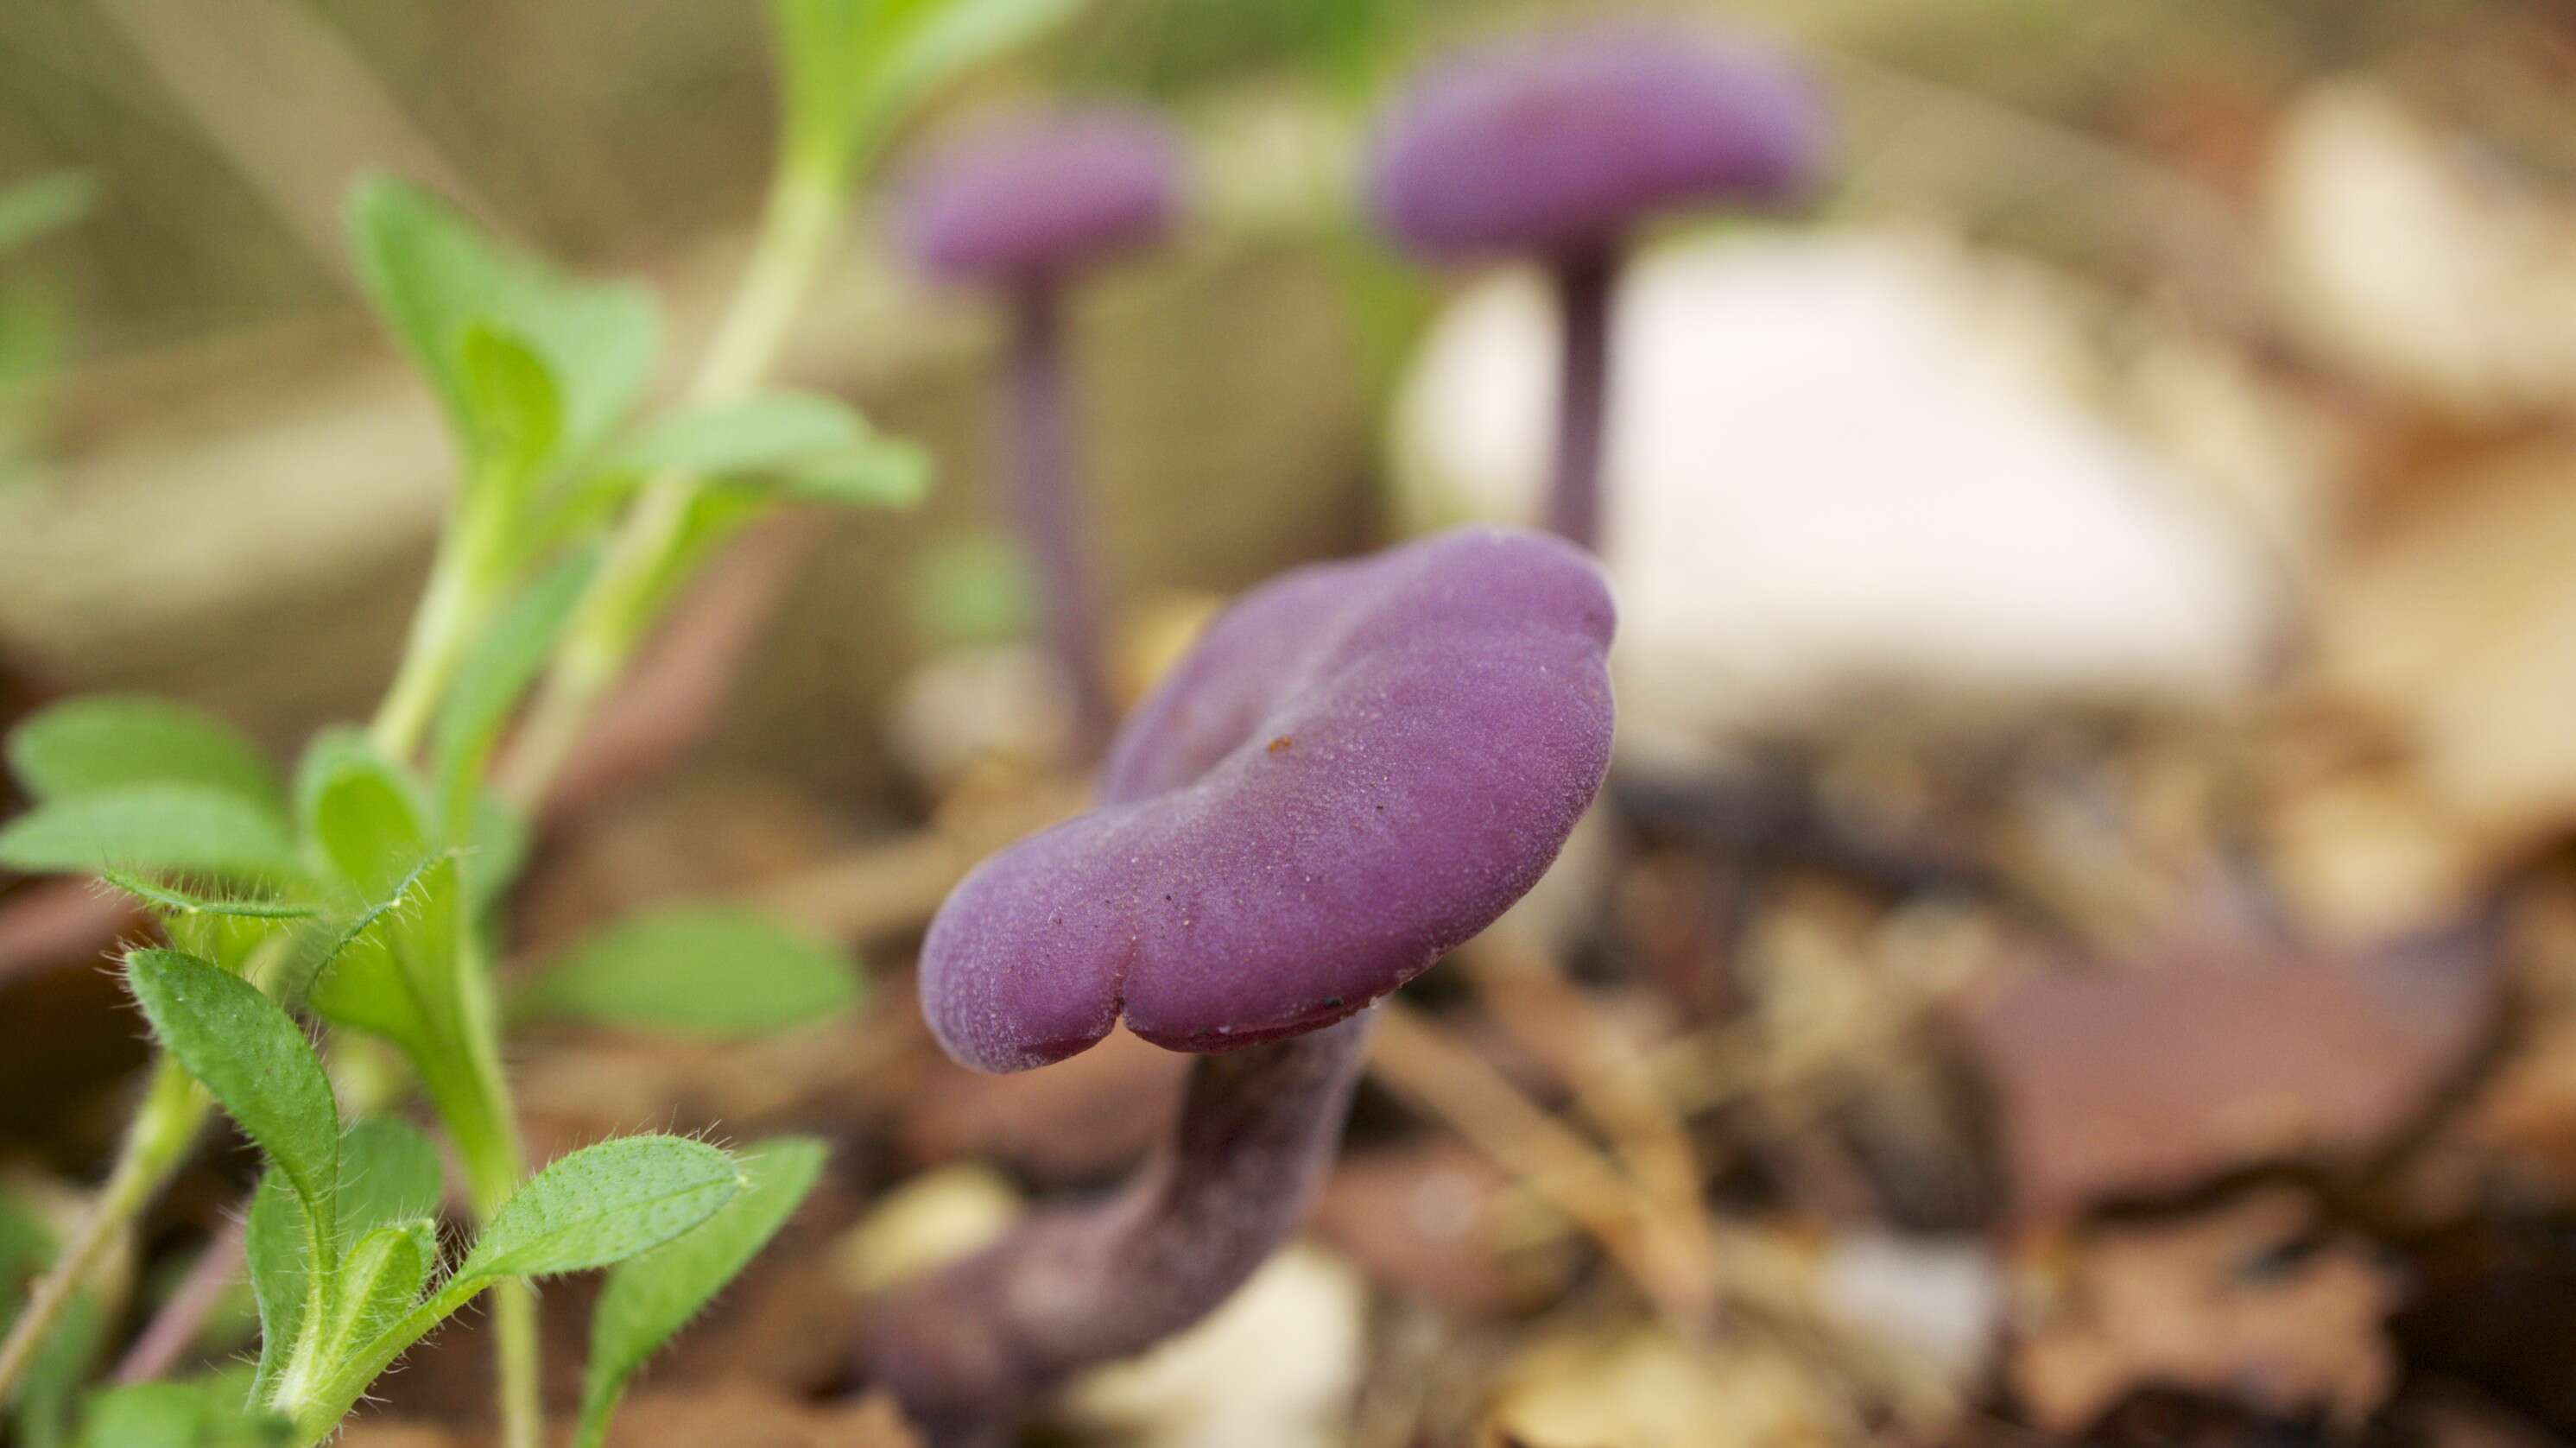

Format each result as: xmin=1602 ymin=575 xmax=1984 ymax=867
xmin=1965 ymin=929 xmax=2496 ymax=1224
xmin=2316 ymin=439 xmax=2576 ymax=868
xmin=2009 ymin=1189 xmax=2400 ymax=1432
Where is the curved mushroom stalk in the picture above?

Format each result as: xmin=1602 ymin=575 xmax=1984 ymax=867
xmin=864 ymin=1015 xmax=1373 ymax=1447
xmin=869 ymin=528 xmax=1618 ymax=1446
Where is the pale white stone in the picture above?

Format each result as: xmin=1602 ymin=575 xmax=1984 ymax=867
xmin=1390 ymin=232 xmax=2279 ymax=770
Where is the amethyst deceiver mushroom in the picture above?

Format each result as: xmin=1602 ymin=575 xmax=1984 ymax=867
xmin=1368 ymin=27 xmax=1826 ymax=550
xmin=865 ymin=526 xmax=1617 ymax=1445
xmin=896 ymin=106 xmax=1184 ymax=747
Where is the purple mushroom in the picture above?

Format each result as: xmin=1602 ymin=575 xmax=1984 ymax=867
xmin=896 ymin=106 xmax=1185 ymax=748
xmin=864 ymin=527 xmax=1617 ymax=1445
xmin=1368 ymin=26 xmax=1826 ymax=549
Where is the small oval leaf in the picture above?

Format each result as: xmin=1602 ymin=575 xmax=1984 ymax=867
xmin=575 ymin=1137 xmax=826 ymax=1448
xmin=0 ymin=787 xmax=304 ymax=882
xmin=455 ymin=1136 xmax=738 ymax=1288
xmin=294 ymin=735 xmax=430 ymax=901
xmin=125 ymin=951 xmax=339 ymax=1241
xmin=244 ymin=1172 xmax=307 ymax=1401
xmin=8 ymin=695 xmax=282 ymax=813
xmin=317 ymin=1220 xmax=437 ymax=1369
xmin=522 ymin=904 xmax=861 ymax=1040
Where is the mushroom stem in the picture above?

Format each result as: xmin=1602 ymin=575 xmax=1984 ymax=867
xmin=1544 ymin=242 xmax=1620 ymax=551
xmin=1004 ymin=280 xmax=1116 ymax=750
xmin=865 ymin=1011 xmax=1376 ymax=1447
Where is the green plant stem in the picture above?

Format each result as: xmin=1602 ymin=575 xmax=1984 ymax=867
xmin=420 ymin=933 xmax=539 ymax=1448
xmin=0 ymin=1056 xmax=207 ymax=1408
xmin=495 ymin=161 xmax=844 ymax=808
xmin=289 ymin=1259 xmax=496 ymax=1444
xmin=371 ymin=459 xmax=515 ymax=762
xmin=382 ymin=157 xmax=848 ymax=1441
xmin=16 ymin=101 xmax=849 ymax=1447
xmin=369 ymin=553 xmax=476 ymax=762
xmin=3 ymin=104 xmax=847 ymax=1446
xmin=572 ymin=1394 xmax=617 ymax=1448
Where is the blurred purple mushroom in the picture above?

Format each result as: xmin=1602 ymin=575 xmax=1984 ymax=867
xmin=896 ymin=107 xmax=1184 ymax=747
xmin=1368 ymin=26 xmax=1826 ymax=549
xmin=864 ymin=527 xmax=1617 ymax=1446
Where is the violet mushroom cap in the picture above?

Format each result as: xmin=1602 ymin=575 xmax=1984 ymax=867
xmin=898 ymin=105 xmax=1183 ymax=283
xmin=1368 ymin=26 xmax=1827 ymax=260
xmin=920 ymin=526 xmax=1617 ymax=1073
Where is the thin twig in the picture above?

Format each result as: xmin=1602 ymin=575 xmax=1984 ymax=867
xmin=1365 ymin=1000 xmax=1718 ymax=1336
xmin=1453 ymin=931 xmax=1725 ymax=1324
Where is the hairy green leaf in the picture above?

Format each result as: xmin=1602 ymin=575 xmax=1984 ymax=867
xmin=126 ymin=952 xmax=339 ymax=1255
xmin=305 ymin=854 xmax=460 ymax=1053
xmin=345 ymin=178 xmax=659 ymax=470
xmin=164 ymin=911 xmax=308 ymax=983
xmin=453 ymin=1136 xmax=740 ymax=1289
xmin=243 ymin=1172 xmax=305 ymax=1401
xmin=127 ymin=874 xmax=326 ymax=986
xmin=521 ymin=904 xmax=861 ymax=1039
xmin=0 ymin=787 xmax=303 ymax=882
xmin=7 ymin=696 xmax=282 ymax=812
xmin=575 ymin=1138 xmax=827 ymax=1448
xmin=311 ymin=1219 xmax=437 ymax=1375
xmin=245 ymin=1118 xmax=441 ymax=1401
xmin=99 ymin=871 xmax=320 ymax=921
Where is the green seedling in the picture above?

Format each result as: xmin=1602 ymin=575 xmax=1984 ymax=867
xmin=0 ymin=3 xmax=1082 ymax=1443
xmin=126 ymin=949 xmax=743 ymax=1442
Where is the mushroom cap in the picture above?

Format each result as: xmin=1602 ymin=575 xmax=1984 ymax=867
xmin=897 ymin=106 xmax=1183 ymax=283
xmin=921 ymin=527 xmax=1617 ymax=1073
xmin=1368 ymin=26 xmax=1826 ymax=260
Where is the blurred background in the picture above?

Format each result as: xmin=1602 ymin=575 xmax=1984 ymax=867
xmin=7 ymin=0 xmax=2576 ymax=1444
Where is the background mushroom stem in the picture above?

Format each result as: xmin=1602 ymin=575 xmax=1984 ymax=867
xmin=864 ymin=1011 xmax=1377 ymax=1446
xmin=1005 ymin=280 xmax=1116 ymax=749
xmin=1546 ymin=243 xmax=1619 ymax=549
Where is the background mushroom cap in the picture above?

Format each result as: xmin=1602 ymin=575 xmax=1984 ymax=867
xmin=920 ymin=527 xmax=1617 ymax=1073
xmin=897 ymin=105 xmax=1183 ymax=283
xmin=1368 ymin=26 xmax=1826 ymax=260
